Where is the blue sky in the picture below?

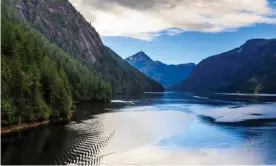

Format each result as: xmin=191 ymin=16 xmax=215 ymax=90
xmin=72 ymin=0 xmax=276 ymax=64
xmin=102 ymin=23 xmax=276 ymax=64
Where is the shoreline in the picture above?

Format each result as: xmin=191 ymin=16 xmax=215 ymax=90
xmin=0 ymin=101 xmax=99 ymax=135
xmin=1 ymin=116 xmax=71 ymax=135
xmin=1 ymin=120 xmax=50 ymax=135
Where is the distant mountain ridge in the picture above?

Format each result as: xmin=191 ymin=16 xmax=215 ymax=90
xmin=168 ymin=38 xmax=276 ymax=93
xmin=125 ymin=51 xmax=195 ymax=87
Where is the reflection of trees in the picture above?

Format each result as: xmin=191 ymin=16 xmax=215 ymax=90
xmin=1 ymin=126 xmax=71 ymax=164
xmin=73 ymin=102 xmax=110 ymax=123
xmin=53 ymin=101 xmax=120 ymax=165
xmin=1 ymin=102 xmax=115 ymax=165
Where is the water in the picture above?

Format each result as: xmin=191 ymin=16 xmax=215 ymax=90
xmin=2 ymin=92 xmax=276 ymax=165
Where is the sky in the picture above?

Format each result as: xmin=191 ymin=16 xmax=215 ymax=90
xmin=71 ymin=0 xmax=276 ymax=64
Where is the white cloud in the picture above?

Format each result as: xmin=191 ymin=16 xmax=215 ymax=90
xmin=167 ymin=28 xmax=184 ymax=36
xmin=71 ymin=0 xmax=276 ymax=40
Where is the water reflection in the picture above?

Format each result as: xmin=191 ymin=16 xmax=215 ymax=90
xmin=1 ymin=93 xmax=276 ymax=165
xmin=1 ymin=125 xmax=75 ymax=164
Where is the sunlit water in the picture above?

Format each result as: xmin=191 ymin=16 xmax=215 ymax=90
xmin=2 ymin=92 xmax=276 ymax=165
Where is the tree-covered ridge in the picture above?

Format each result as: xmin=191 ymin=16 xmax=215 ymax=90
xmin=1 ymin=17 xmax=112 ymax=125
xmin=5 ymin=0 xmax=164 ymax=94
xmin=168 ymin=39 xmax=276 ymax=93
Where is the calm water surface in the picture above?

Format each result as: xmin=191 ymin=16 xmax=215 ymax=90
xmin=2 ymin=92 xmax=276 ymax=165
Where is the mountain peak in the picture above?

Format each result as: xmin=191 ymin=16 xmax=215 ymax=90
xmin=125 ymin=51 xmax=153 ymax=62
xmin=137 ymin=51 xmax=146 ymax=55
xmin=125 ymin=52 xmax=195 ymax=87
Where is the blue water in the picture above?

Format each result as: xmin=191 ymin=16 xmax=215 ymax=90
xmin=2 ymin=92 xmax=276 ymax=164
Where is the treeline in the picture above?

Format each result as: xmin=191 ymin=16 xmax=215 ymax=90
xmin=1 ymin=17 xmax=112 ymax=125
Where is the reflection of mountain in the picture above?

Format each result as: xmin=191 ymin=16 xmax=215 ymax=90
xmin=198 ymin=109 xmax=276 ymax=164
xmin=198 ymin=115 xmax=276 ymax=126
xmin=168 ymin=39 xmax=276 ymax=93
xmin=196 ymin=103 xmax=276 ymax=124
xmin=126 ymin=51 xmax=195 ymax=87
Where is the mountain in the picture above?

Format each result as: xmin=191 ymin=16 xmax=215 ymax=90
xmin=168 ymin=39 xmax=276 ymax=93
xmin=5 ymin=0 xmax=164 ymax=94
xmin=125 ymin=51 xmax=195 ymax=87
xmin=2 ymin=8 xmax=112 ymax=124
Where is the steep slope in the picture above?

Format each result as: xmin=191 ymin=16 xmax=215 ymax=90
xmin=168 ymin=39 xmax=276 ymax=93
xmin=125 ymin=51 xmax=195 ymax=87
xmin=6 ymin=0 xmax=164 ymax=94
xmin=1 ymin=15 xmax=112 ymax=125
xmin=106 ymin=48 xmax=164 ymax=92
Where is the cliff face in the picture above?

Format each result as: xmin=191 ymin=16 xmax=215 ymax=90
xmin=10 ymin=0 xmax=164 ymax=93
xmin=15 ymin=0 xmax=104 ymax=63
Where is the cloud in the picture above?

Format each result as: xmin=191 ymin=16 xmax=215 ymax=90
xmin=167 ymin=28 xmax=184 ymax=36
xmin=70 ymin=0 xmax=276 ymax=40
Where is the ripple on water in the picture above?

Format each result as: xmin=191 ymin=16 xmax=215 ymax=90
xmin=54 ymin=119 xmax=115 ymax=165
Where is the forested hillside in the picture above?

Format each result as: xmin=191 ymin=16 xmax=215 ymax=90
xmin=4 ymin=0 xmax=164 ymax=94
xmin=1 ymin=16 xmax=111 ymax=125
xmin=168 ymin=39 xmax=276 ymax=93
xmin=1 ymin=0 xmax=164 ymax=126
